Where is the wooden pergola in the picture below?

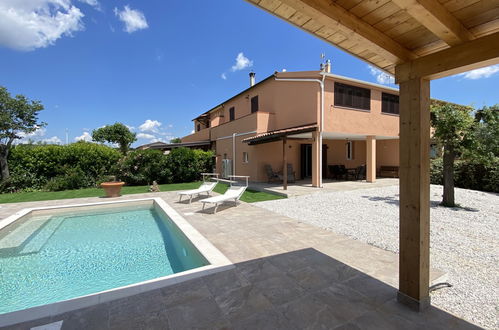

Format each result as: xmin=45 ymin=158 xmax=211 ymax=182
xmin=245 ymin=0 xmax=499 ymax=311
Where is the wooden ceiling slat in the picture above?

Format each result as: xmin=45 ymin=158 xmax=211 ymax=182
xmin=373 ymin=11 xmax=413 ymax=32
xmin=259 ymin=0 xmax=282 ymax=11
xmin=461 ymin=7 xmax=499 ymax=29
xmin=334 ymin=0 xmax=362 ymax=11
xmin=349 ymin=0 xmax=391 ymax=18
xmin=442 ymin=0 xmax=481 ymax=13
xmin=274 ymin=3 xmax=297 ymax=18
xmin=453 ymin=1 xmax=499 ymax=22
xmin=288 ymin=11 xmax=311 ymax=26
xmin=302 ymin=19 xmax=324 ymax=32
xmin=393 ymin=26 xmax=440 ymax=50
xmin=363 ymin=3 xmax=402 ymax=26
xmin=470 ymin=19 xmax=499 ymax=37
xmin=383 ymin=18 xmax=422 ymax=39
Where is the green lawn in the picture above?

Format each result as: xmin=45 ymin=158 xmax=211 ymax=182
xmin=0 ymin=182 xmax=285 ymax=204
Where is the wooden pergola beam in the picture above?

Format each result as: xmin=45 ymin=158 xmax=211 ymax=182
xmin=396 ymin=32 xmax=499 ymax=82
xmin=279 ymin=0 xmax=416 ymax=64
xmin=391 ymin=0 xmax=474 ymax=46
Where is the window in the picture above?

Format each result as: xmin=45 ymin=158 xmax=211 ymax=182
xmin=229 ymin=107 xmax=235 ymax=121
xmin=197 ymin=124 xmax=200 ymax=132
xmin=242 ymin=152 xmax=249 ymax=163
xmin=346 ymin=141 xmax=354 ymax=160
xmin=334 ymin=82 xmax=370 ymax=111
xmin=382 ymin=92 xmax=399 ymax=115
xmin=251 ymin=95 xmax=259 ymax=113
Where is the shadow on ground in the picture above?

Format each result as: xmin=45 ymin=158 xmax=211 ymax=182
xmin=6 ymin=248 xmax=479 ymax=330
xmin=361 ymin=194 xmax=479 ymax=212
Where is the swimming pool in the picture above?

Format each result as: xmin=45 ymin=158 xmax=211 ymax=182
xmin=0 ymin=198 xmax=232 ymax=326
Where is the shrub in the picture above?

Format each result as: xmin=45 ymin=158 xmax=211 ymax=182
xmin=165 ymin=148 xmax=214 ymax=183
xmin=430 ymin=157 xmax=499 ymax=193
xmin=5 ymin=142 xmax=121 ymax=192
xmin=3 ymin=144 xmax=215 ymax=192
xmin=115 ymin=149 xmax=170 ymax=185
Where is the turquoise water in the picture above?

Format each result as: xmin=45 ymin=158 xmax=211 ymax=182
xmin=0 ymin=204 xmax=208 ymax=314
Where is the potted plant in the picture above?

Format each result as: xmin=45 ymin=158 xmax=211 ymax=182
xmin=100 ymin=175 xmax=125 ymax=198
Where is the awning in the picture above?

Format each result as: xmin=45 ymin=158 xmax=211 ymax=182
xmin=243 ymin=124 xmax=317 ymax=145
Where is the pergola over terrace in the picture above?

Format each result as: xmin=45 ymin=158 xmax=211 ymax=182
xmin=245 ymin=0 xmax=499 ymax=311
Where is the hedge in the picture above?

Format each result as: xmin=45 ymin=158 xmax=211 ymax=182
xmin=2 ymin=143 xmax=214 ymax=193
xmin=430 ymin=157 xmax=499 ymax=193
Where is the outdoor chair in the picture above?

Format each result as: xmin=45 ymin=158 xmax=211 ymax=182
xmin=178 ymin=173 xmax=219 ymax=203
xmin=329 ymin=165 xmax=347 ymax=180
xmin=347 ymin=165 xmax=366 ymax=180
xmin=278 ymin=163 xmax=296 ymax=183
xmin=265 ymin=164 xmax=281 ymax=183
xmin=200 ymin=175 xmax=249 ymax=214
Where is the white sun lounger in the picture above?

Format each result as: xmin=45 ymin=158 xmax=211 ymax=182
xmin=200 ymin=185 xmax=247 ymax=214
xmin=178 ymin=181 xmax=218 ymax=204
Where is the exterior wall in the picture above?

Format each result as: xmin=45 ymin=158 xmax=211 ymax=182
xmin=324 ymin=140 xmax=367 ymax=169
xmin=324 ymin=78 xmax=399 ymax=137
xmin=377 ymin=139 xmax=399 ymax=168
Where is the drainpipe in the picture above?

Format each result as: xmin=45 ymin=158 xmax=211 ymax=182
xmin=232 ymin=132 xmax=236 ymax=176
xmin=274 ymin=74 xmax=325 ymax=188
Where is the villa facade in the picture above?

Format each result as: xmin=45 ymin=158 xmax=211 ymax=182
xmin=181 ymin=66 xmax=401 ymax=187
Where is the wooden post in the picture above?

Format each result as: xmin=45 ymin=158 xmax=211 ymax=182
xmin=283 ymin=137 xmax=288 ymax=190
xmin=397 ymin=77 xmax=431 ymax=311
xmin=366 ymin=136 xmax=376 ymax=183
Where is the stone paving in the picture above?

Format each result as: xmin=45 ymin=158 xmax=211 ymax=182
xmin=249 ymin=178 xmax=400 ymax=197
xmin=0 ymin=191 xmax=479 ymax=330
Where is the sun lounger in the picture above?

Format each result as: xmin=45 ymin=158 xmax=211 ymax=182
xmin=178 ymin=181 xmax=218 ymax=204
xmin=200 ymin=185 xmax=247 ymax=213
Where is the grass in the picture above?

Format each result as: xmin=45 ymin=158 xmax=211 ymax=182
xmin=0 ymin=182 xmax=285 ymax=204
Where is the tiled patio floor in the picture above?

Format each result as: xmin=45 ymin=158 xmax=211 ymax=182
xmin=249 ymin=178 xmax=400 ymax=197
xmin=0 ymin=191 xmax=478 ymax=330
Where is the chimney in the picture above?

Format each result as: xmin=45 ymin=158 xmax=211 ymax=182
xmin=324 ymin=59 xmax=331 ymax=73
xmin=249 ymin=72 xmax=256 ymax=87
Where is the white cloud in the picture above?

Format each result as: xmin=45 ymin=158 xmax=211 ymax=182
xmin=139 ymin=119 xmax=161 ymax=132
xmin=0 ymin=0 xmax=84 ymax=51
xmin=136 ymin=133 xmax=155 ymax=139
xmin=231 ymin=52 xmax=253 ymax=72
xmin=367 ymin=65 xmax=395 ymax=85
xmin=114 ymin=5 xmax=148 ymax=33
xmin=458 ymin=65 xmax=499 ymax=80
xmin=221 ymin=73 xmax=227 ymax=80
xmin=19 ymin=126 xmax=46 ymax=138
xmin=42 ymin=136 xmax=62 ymax=144
xmin=75 ymin=131 xmax=92 ymax=142
xmin=78 ymin=0 xmax=100 ymax=11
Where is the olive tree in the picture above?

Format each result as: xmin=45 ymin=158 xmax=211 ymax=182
xmin=92 ymin=122 xmax=136 ymax=154
xmin=0 ymin=86 xmax=45 ymax=182
xmin=430 ymin=101 xmax=475 ymax=207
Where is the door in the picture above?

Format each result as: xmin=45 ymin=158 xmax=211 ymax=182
xmin=300 ymin=144 xmax=312 ymax=178
xmin=301 ymin=144 xmax=328 ymax=179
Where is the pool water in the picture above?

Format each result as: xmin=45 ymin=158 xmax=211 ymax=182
xmin=0 ymin=204 xmax=208 ymax=314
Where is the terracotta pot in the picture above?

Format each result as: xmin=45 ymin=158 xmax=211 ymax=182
xmin=100 ymin=182 xmax=125 ymax=198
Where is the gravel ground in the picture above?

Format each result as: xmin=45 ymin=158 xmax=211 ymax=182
xmin=255 ymin=184 xmax=499 ymax=329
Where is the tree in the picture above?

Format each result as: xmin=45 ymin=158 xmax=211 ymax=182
xmin=430 ymin=101 xmax=475 ymax=207
xmin=0 ymin=86 xmax=45 ymax=183
xmin=170 ymin=137 xmax=182 ymax=143
xmin=471 ymin=104 xmax=499 ymax=160
xmin=92 ymin=123 xmax=136 ymax=154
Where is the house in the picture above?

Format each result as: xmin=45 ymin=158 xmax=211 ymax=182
xmin=182 ymin=63 xmax=401 ymax=187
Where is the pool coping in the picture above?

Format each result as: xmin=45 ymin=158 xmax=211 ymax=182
xmin=0 ymin=198 xmax=234 ymax=328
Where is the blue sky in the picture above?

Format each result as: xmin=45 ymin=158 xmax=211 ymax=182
xmin=1 ymin=0 xmax=498 ymax=146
